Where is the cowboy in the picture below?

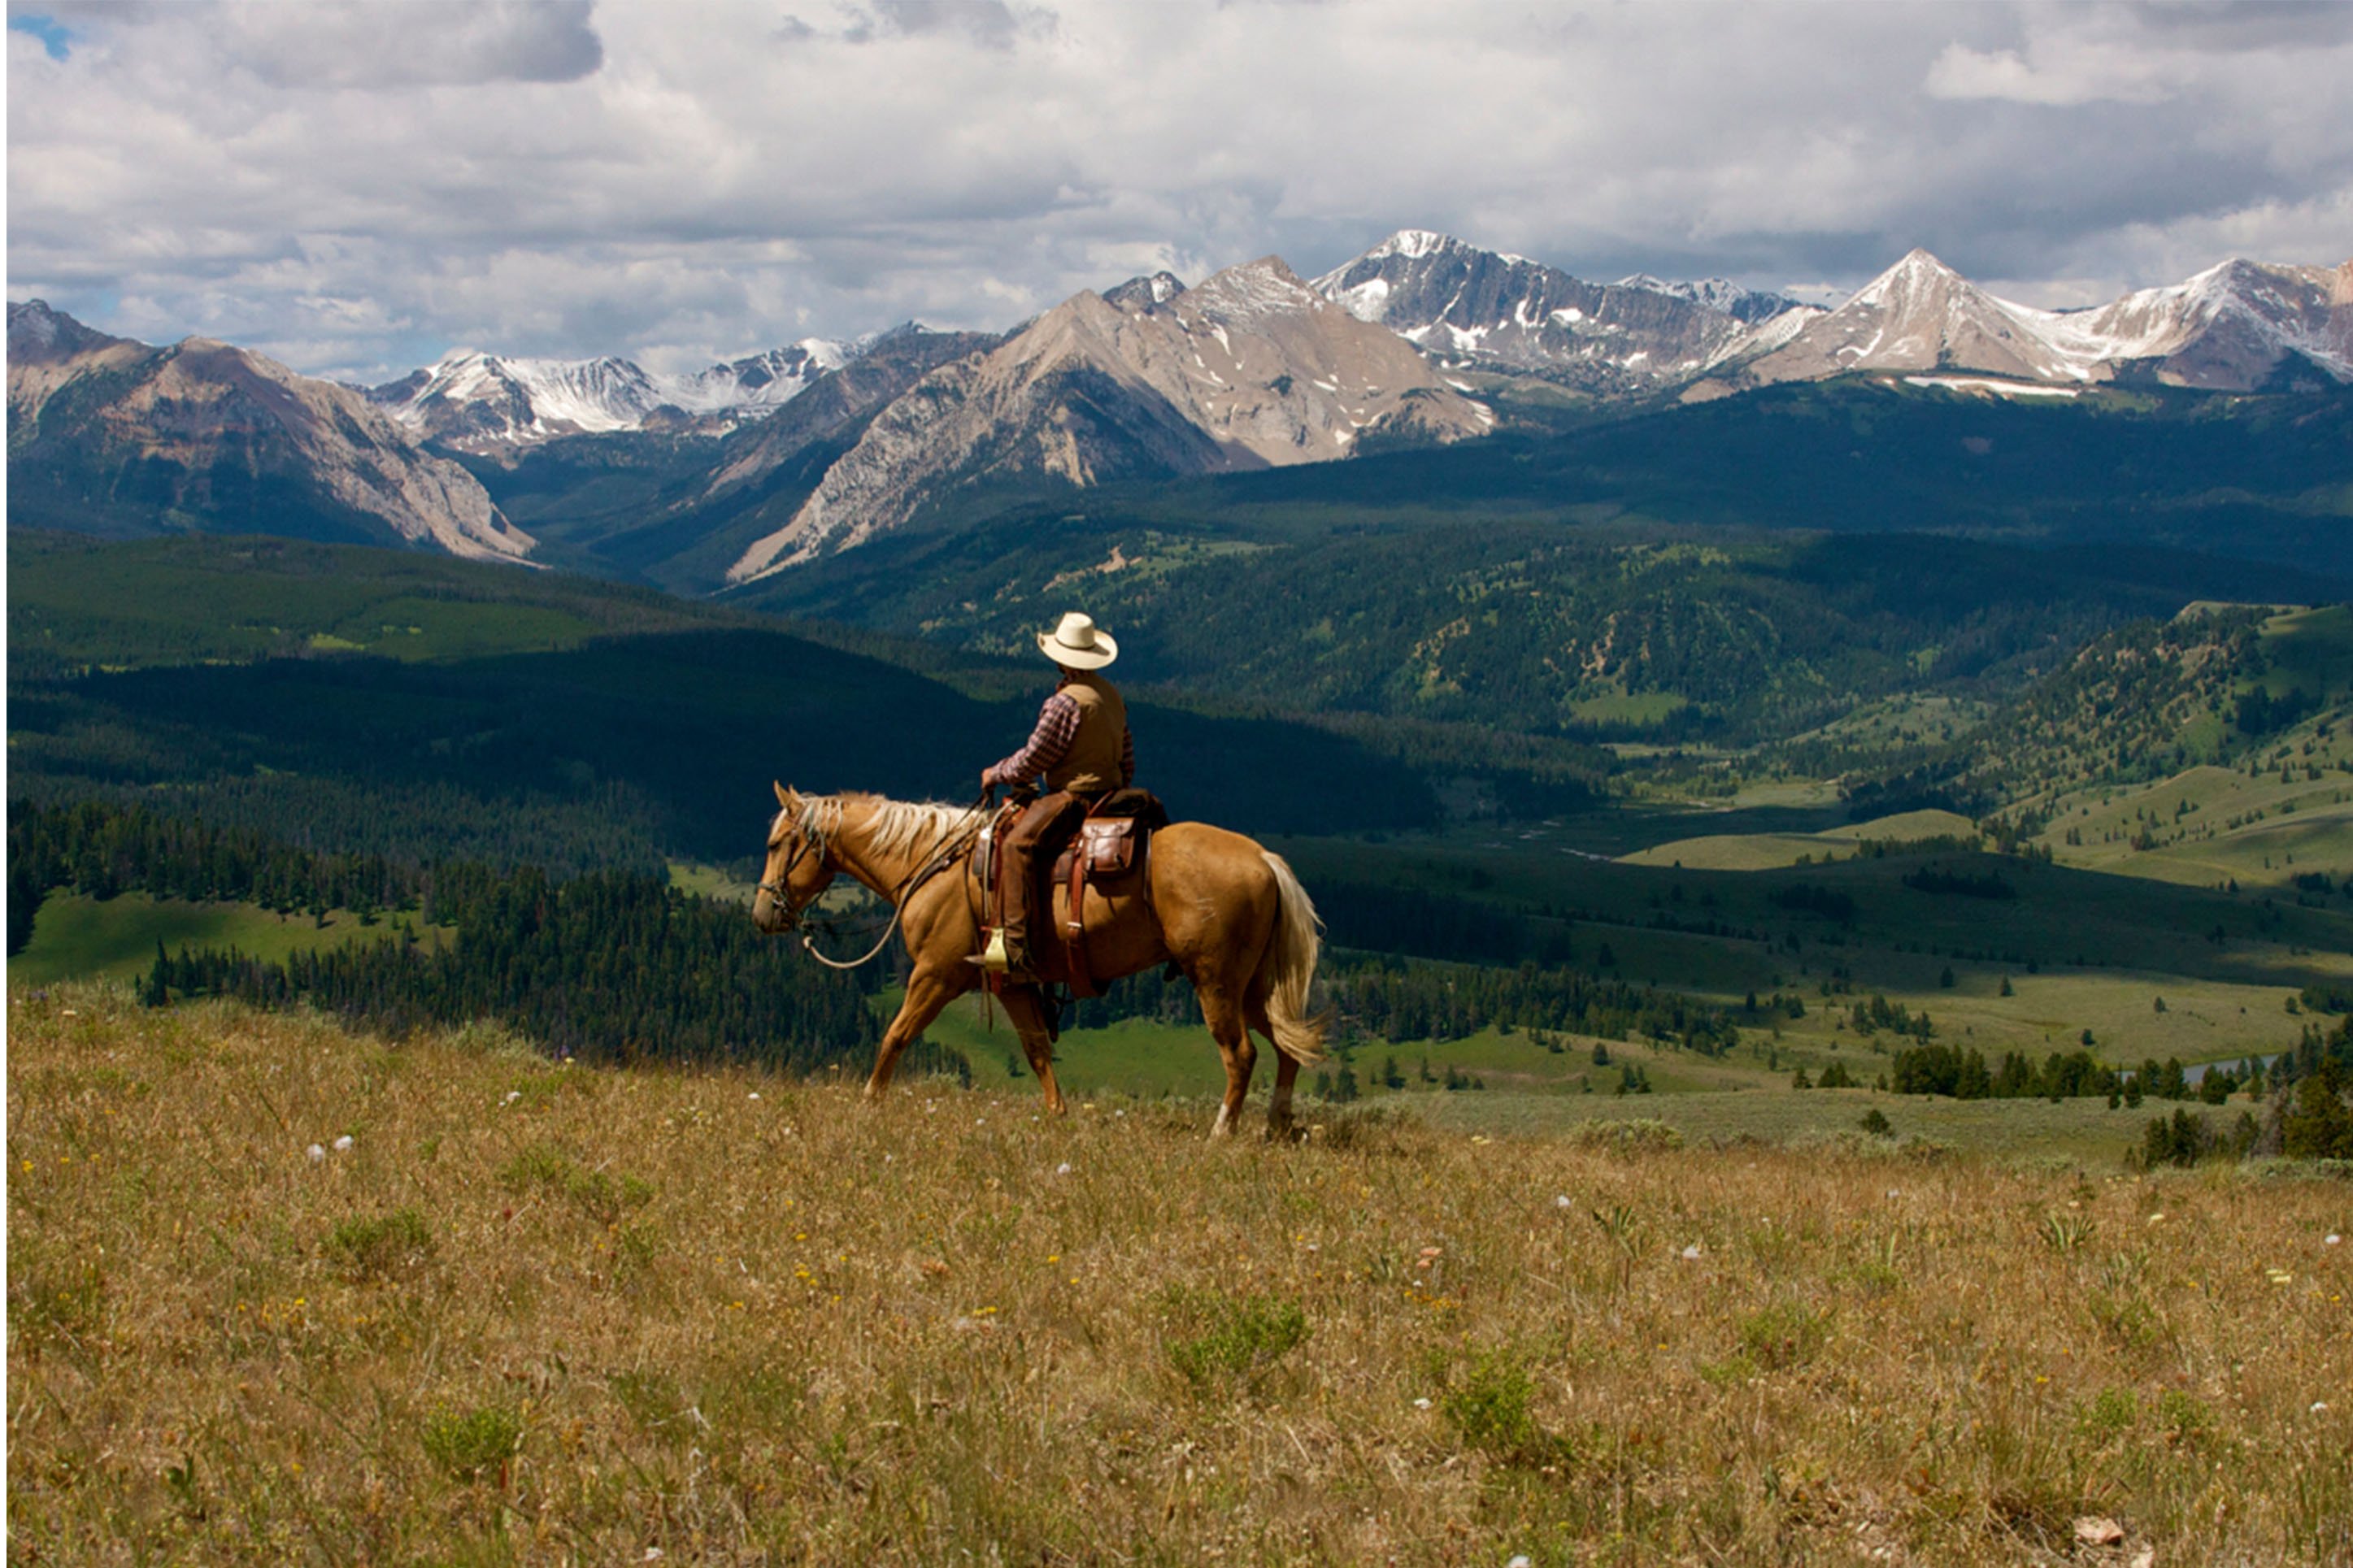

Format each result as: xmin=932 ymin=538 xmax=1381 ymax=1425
xmin=981 ymin=611 xmax=1134 ymax=982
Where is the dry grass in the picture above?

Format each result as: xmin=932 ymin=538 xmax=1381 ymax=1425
xmin=9 ymin=983 xmax=2351 ymax=1566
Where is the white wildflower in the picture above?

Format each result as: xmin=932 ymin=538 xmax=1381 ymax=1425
xmin=1055 ymin=1162 xmax=1073 ymax=1176
xmin=306 ymin=1144 xmax=325 ymax=1162
xmin=1412 ymin=1397 xmax=1432 ymax=1409
xmin=332 ymin=1135 xmax=353 ymax=1152
xmin=1680 ymin=1244 xmax=1703 ymax=1261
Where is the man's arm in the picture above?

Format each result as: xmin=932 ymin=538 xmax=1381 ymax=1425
xmin=983 ymin=692 xmax=1081 ymax=788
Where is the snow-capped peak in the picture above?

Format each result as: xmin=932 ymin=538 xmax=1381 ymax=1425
xmin=1370 ymin=228 xmax=1464 ymax=263
xmin=373 ymin=335 xmax=859 ymax=448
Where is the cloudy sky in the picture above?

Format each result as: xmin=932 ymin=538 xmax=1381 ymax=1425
xmin=9 ymin=0 xmax=2351 ymax=382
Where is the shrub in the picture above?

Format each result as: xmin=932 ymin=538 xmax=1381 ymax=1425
xmin=1564 ymin=1118 xmax=1682 ymax=1153
xmin=325 ymin=1208 xmax=435 ymax=1281
xmin=1163 ymin=1290 xmax=1310 ymax=1392
xmin=1441 ymin=1349 xmax=1565 ymax=1466
xmin=498 ymin=1143 xmax=655 ymax=1223
xmin=420 ymin=1403 xmax=523 ymax=1483
xmin=2076 ymin=1386 xmax=2139 ymax=1444
xmin=1737 ymin=1301 xmax=1830 ymax=1370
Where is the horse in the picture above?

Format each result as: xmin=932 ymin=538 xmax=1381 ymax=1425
xmin=751 ymin=785 xmax=1327 ymax=1137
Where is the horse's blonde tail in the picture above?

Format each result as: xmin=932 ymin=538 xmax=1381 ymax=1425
xmin=1257 ymin=852 xmax=1329 ymax=1067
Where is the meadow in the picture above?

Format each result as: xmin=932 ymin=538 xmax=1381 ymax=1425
xmin=904 ymin=984 xmax=2290 ymax=1169
xmin=9 ymin=893 xmax=438 ymax=986
xmin=10 ymin=985 xmax=2349 ymax=1566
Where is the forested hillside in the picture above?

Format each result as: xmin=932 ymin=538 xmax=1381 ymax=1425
xmin=7 ymin=536 xmax=1447 ymax=876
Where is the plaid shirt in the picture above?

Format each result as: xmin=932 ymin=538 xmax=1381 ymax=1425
xmin=985 ymin=689 xmax=1134 ymax=788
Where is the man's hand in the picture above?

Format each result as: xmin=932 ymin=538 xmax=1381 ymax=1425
xmin=980 ymin=767 xmax=996 ymax=792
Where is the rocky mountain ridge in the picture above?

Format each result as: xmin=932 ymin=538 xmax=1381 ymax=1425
xmin=14 ymin=238 xmax=2346 ymax=584
xmin=1309 ymin=229 xmax=1776 ymax=398
xmin=1704 ymin=249 xmax=2353 ymax=396
xmin=7 ymin=301 xmax=530 ymax=562
xmin=370 ymin=337 xmax=856 ymax=451
xmin=725 ymin=255 xmax=1492 ymax=580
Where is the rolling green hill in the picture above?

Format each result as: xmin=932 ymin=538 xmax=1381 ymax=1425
xmin=6 ymin=535 xmax=1446 ymax=875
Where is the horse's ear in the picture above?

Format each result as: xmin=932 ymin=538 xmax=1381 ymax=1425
xmin=774 ymin=780 xmax=793 ymax=808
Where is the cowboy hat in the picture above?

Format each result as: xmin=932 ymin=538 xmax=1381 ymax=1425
xmin=1037 ymin=611 xmax=1118 ymax=670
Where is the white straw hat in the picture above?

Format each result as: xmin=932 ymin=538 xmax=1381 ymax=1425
xmin=1038 ymin=611 xmax=1118 ymax=670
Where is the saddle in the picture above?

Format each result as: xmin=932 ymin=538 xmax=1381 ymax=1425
xmin=979 ymin=788 xmax=1166 ymax=999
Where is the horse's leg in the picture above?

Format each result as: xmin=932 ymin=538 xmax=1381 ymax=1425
xmin=1253 ymin=996 xmax=1301 ymax=1140
xmin=866 ymin=966 xmax=963 ymax=1101
xmin=998 ymin=988 xmax=1068 ymax=1115
xmin=1198 ymin=984 xmax=1256 ymax=1138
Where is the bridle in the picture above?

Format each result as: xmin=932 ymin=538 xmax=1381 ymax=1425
xmin=757 ymin=797 xmax=842 ymax=932
xmin=760 ymin=793 xmax=990 ymax=970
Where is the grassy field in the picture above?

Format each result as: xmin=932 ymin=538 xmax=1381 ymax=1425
xmin=894 ymin=984 xmax=2289 ymax=1169
xmin=1271 ymin=831 xmax=2352 ymax=1049
xmin=10 ymin=985 xmax=2350 ymax=1565
xmin=668 ymin=862 xmax=759 ymax=905
xmin=1622 ymin=809 xmax=1983 ymax=871
xmin=7 ymin=893 xmax=442 ymax=986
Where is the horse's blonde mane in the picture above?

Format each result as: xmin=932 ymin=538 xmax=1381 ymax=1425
xmin=802 ymin=792 xmax=981 ymax=862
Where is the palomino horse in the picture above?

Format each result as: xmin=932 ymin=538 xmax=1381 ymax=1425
xmin=751 ymin=786 xmax=1326 ymax=1136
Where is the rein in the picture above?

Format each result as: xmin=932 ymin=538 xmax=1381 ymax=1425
xmin=768 ymin=794 xmax=989 ymax=971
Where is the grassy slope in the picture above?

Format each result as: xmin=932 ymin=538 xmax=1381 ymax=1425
xmin=10 ymin=988 xmax=2349 ymax=1565
xmin=8 ymin=893 xmax=445 ymax=985
xmin=5 ymin=532 xmax=747 ymax=671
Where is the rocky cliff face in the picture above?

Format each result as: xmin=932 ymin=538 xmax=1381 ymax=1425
xmin=691 ymin=327 xmax=1003 ymax=506
xmin=8 ymin=301 xmax=531 ymax=562
xmin=1311 ymin=229 xmax=1759 ymax=396
xmin=727 ymin=258 xmax=1491 ymax=580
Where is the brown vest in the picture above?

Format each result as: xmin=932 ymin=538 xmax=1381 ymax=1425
xmin=1047 ymin=671 xmax=1127 ymax=795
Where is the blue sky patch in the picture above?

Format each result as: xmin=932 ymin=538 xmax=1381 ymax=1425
xmin=11 ymin=14 xmax=73 ymax=60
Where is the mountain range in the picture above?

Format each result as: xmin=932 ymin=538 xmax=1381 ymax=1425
xmin=726 ymin=254 xmax=1492 ymax=581
xmin=1707 ymin=249 xmax=2353 ymax=398
xmin=1311 ymin=228 xmax=1803 ymax=396
xmin=10 ymin=233 xmax=2348 ymax=585
xmin=368 ymin=337 xmax=853 ymax=450
xmin=6 ymin=300 xmax=529 ymax=562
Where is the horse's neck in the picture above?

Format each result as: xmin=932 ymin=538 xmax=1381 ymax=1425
xmin=828 ymin=801 xmax=928 ymax=902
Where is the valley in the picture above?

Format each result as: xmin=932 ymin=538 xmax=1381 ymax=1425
xmin=10 ymin=231 xmax=2351 ymax=1179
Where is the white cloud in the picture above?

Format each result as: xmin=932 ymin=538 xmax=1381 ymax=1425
xmin=8 ymin=0 xmax=2350 ymax=380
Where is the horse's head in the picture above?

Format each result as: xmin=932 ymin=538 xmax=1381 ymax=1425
xmin=753 ymin=783 xmax=837 ymax=935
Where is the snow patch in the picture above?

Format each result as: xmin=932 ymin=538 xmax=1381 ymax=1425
xmin=1902 ymin=376 xmax=2082 ymax=398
